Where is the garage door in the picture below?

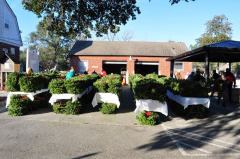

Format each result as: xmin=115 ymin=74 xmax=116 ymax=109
xmin=135 ymin=61 xmax=159 ymax=75
xmin=78 ymin=60 xmax=88 ymax=73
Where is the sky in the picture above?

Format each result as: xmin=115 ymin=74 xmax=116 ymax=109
xmin=5 ymin=0 xmax=240 ymax=49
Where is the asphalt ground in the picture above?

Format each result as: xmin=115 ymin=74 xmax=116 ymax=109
xmin=0 ymin=87 xmax=240 ymax=159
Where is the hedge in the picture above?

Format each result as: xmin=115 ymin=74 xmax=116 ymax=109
xmin=136 ymin=111 xmax=160 ymax=126
xmin=6 ymin=72 xmax=25 ymax=92
xmin=99 ymin=102 xmax=117 ymax=114
xmin=52 ymin=100 xmax=83 ymax=115
xmin=93 ymin=74 xmax=122 ymax=96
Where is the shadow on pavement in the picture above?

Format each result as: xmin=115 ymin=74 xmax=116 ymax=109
xmin=72 ymin=152 xmax=101 ymax=159
xmin=135 ymin=98 xmax=240 ymax=155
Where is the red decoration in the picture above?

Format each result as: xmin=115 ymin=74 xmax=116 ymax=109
xmin=145 ymin=112 xmax=151 ymax=116
xmin=39 ymin=98 xmax=45 ymax=101
xmin=21 ymin=96 xmax=25 ymax=100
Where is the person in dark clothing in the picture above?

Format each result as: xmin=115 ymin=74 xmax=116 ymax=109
xmin=92 ymin=69 xmax=98 ymax=74
xmin=193 ymin=69 xmax=205 ymax=82
xmin=83 ymin=70 xmax=88 ymax=74
xmin=210 ymin=70 xmax=221 ymax=97
xmin=225 ymin=68 xmax=236 ymax=103
xmin=217 ymin=72 xmax=228 ymax=107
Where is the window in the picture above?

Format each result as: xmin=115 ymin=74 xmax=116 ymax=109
xmin=5 ymin=20 xmax=9 ymax=29
xmin=11 ymin=48 xmax=15 ymax=55
xmin=174 ymin=62 xmax=184 ymax=71
xmin=3 ymin=48 xmax=8 ymax=53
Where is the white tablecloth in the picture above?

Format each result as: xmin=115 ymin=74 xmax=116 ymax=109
xmin=6 ymin=88 xmax=49 ymax=107
xmin=91 ymin=92 xmax=120 ymax=108
xmin=134 ymin=99 xmax=168 ymax=116
xmin=49 ymin=89 xmax=87 ymax=105
xmin=166 ymin=90 xmax=210 ymax=109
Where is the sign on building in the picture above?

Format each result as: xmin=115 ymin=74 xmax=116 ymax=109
xmin=26 ymin=49 xmax=39 ymax=73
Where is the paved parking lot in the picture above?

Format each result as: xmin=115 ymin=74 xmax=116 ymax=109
xmin=0 ymin=88 xmax=239 ymax=159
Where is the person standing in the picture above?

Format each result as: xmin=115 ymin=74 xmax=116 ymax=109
xmin=210 ymin=70 xmax=221 ymax=97
xmin=225 ymin=68 xmax=236 ymax=103
xmin=66 ymin=67 xmax=75 ymax=79
xmin=101 ymin=69 xmax=107 ymax=77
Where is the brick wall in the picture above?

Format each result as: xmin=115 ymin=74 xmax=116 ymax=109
xmin=71 ymin=55 xmax=192 ymax=78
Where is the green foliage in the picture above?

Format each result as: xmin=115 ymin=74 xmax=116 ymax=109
xmin=133 ymin=78 xmax=166 ymax=103
xmin=64 ymin=78 xmax=88 ymax=94
xmin=192 ymin=15 xmax=232 ymax=49
xmin=18 ymin=74 xmax=47 ymax=92
xmin=52 ymin=100 xmax=82 ymax=115
xmin=169 ymin=0 xmax=195 ymax=5
xmin=129 ymin=74 xmax=144 ymax=88
xmin=22 ymin=0 xmax=141 ymax=38
xmin=99 ymin=103 xmax=117 ymax=114
xmin=136 ymin=111 xmax=159 ymax=126
xmin=49 ymin=74 xmax=99 ymax=94
xmin=8 ymin=95 xmax=31 ymax=116
xmin=145 ymin=73 xmax=159 ymax=79
xmin=48 ymin=79 xmax=67 ymax=94
xmin=168 ymin=79 xmax=209 ymax=97
xmin=6 ymin=72 xmax=24 ymax=92
xmin=93 ymin=74 xmax=122 ymax=96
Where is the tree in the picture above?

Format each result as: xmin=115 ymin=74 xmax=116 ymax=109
xmin=29 ymin=24 xmax=73 ymax=71
xmin=193 ymin=15 xmax=232 ymax=48
xmin=191 ymin=15 xmax=232 ymax=73
xmin=22 ymin=0 xmax=141 ymax=38
xmin=22 ymin=0 xmax=194 ymax=38
xmin=169 ymin=0 xmax=195 ymax=5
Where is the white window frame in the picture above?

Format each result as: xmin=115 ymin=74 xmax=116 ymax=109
xmin=11 ymin=48 xmax=15 ymax=55
xmin=5 ymin=20 xmax=9 ymax=29
xmin=3 ymin=48 xmax=8 ymax=53
xmin=78 ymin=60 xmax=88 ymax=74
xmin=174 ymin=62 xmax=184 ymax=71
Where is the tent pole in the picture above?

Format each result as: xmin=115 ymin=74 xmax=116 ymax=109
xmin=205 ymin=54 xmax=209 ymax=82
xmin=170 ymin=60 xmax=174 ymax=78
xmin=229 ymin=62 xmax=231 ymax=71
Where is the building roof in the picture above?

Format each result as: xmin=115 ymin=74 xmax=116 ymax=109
xmin=69 ymin=40 xmax=189 ymax=57
xmin=167 ymin=40 xmax=240 ymax=62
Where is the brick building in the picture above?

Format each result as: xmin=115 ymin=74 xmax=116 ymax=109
xmin=69 ymin=40 xmax=192 ymax=79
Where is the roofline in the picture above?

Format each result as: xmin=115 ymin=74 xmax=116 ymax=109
xmin=3 ymin=0 xmax=23 ymax=46
xmin=166 ymin=47 xmax=204 ymax=61
xmin=70 ymin=54 xmax=174 ymax=58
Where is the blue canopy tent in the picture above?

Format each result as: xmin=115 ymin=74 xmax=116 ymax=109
xmin=167 ymin=40 xmax=240 ymax=80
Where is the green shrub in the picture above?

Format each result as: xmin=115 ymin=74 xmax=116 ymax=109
xmin=64 ymin=78 xmax=88 ymax=94
xmin=136 ymin=111 xmax=160 ymax=126
xmin=19 ymin=75 xmax=39 ymax=92
xmin=52 ymin=100 xmax=82 ymax=115
xmin=167 ymin=79 xmax=209 ymax=97
xmin=99 ymin=102 xmax=117 ymax=114
xmin=145 ymin=73 xmax=159 ymax=79
xmin=48 ymin=79 xmax=67 ymax=94
xmin=133 ymin=78 xmax=166 ymax=103
xmin=6 ymin=72 xmax=24 ymax=92
xmin=93 ymin=74 xmax=122 ymax=96
xmin=129 ymin=74 xmax=144 ymax=88
xmin=8 ymin=95 xmax=31 ymax=116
